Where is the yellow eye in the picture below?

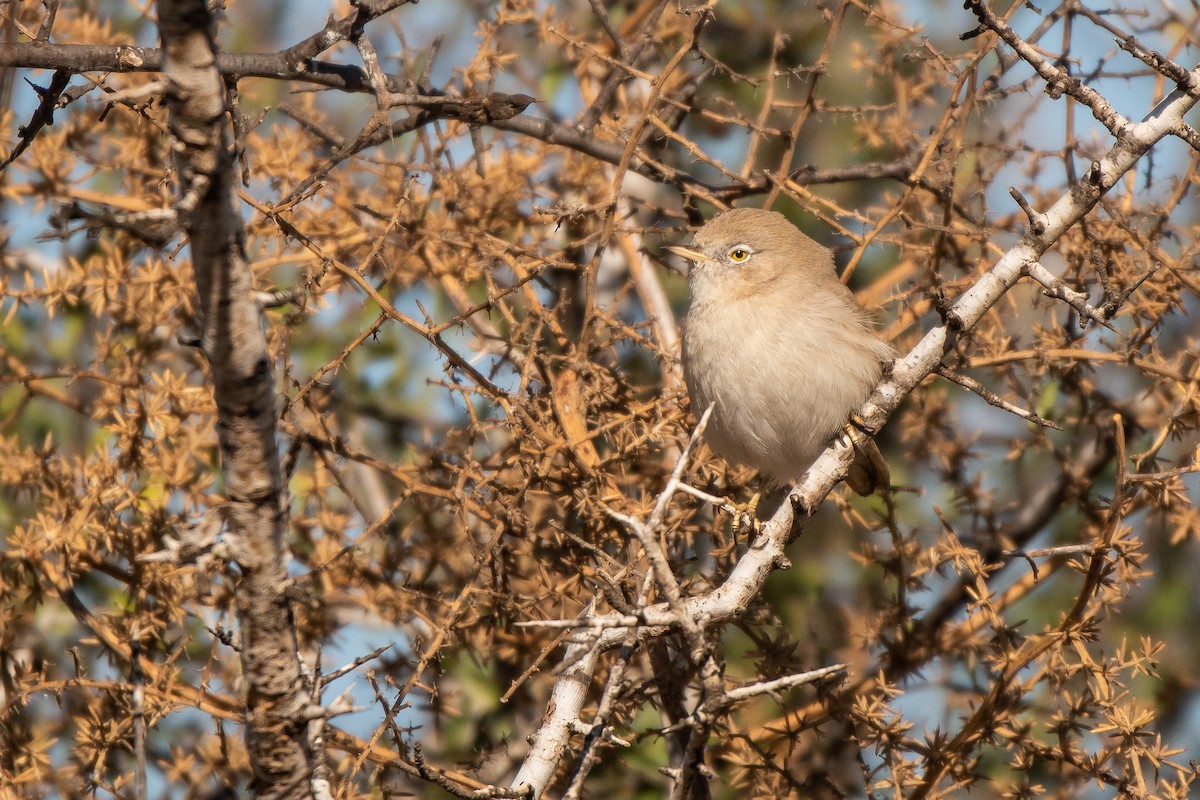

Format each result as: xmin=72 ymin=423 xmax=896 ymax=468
xmin=727 ymin=247 xmax=751 ymax=263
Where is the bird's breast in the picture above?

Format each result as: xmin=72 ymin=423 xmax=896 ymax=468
xmin=682 ymin=293 xmax=885 ymax=482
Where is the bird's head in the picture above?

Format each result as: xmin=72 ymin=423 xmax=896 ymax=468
xmin=665 ymin=208 xmax=834 ymax=300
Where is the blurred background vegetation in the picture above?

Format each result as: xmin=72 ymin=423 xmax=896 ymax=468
xmin=2 ymin=0 xmax=1200 ymax=797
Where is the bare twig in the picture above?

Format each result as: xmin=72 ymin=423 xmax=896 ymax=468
xmin=1008 ymin=187 xmax=1046 ymax=234
xmin=961 ymin=0 xmax=1126 ymax=134
xmin=935 ymin=365 xmax=1063 ymax=430
xmin=722 ymin=664 xmax=849 ymax=704
xmin=1024 ymin=258 xmax=1118 ymax=329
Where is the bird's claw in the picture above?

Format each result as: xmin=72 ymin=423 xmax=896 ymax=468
xmin=838 ymin=412 xmax=874 ymax=448
xmin=732 ymin=492 xmax=762 ymax=539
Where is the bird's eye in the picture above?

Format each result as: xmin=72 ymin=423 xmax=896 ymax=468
xmin=727 ymin=247 xmax=751 ymax=263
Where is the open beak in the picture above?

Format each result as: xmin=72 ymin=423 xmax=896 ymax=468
xmin=664 ymin=244 xmax=708 ymax=264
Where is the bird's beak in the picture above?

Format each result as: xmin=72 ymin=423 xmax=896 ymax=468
xmin=664 ymin=244 xmax=708 ymax=264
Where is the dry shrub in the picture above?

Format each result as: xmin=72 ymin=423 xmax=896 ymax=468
xmin=1 ymin=1 xmax=1199 ymax=798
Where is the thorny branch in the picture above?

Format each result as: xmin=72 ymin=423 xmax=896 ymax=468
xmin=502 ymin=8 xmax=1200 ymax=797
xmin=4 ymin=1 xmax=1200 ymax=798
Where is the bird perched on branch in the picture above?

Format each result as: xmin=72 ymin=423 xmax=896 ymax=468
xmin=666 ymin=207 xmax=893 ymax=496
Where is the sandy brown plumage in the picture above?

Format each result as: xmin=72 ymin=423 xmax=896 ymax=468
xmin=668 ymin=208 xmax=893 ymax=495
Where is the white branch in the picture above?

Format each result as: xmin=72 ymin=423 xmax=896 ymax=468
xmin=510 ymin=630 xmax=602 ymax=796
xmin=1024 ymin=259 xmax=1115 ymax=327
xmin=722 ymin=663 xmax=849 ymax=704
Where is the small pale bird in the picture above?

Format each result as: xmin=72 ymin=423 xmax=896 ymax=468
xmin=666 ymin=208 xmax=894 ymax=495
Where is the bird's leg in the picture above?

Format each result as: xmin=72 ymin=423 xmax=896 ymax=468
xmin=838 ymin=413 xmax=892 ymax=495
xmin=788 ymin=493 xmax=812 ymax=535
xmin=731 ymin=491 xmax=762 ymax=539
xmin=838 ymin=411 xmax=876 ymax=447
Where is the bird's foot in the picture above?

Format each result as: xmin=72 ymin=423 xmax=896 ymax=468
xmin=731 ymin=492 xmax=762 ymax=539
xmin=838 ymin=412 xmax=878 ymax=448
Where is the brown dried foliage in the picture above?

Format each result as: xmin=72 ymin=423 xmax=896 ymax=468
xmin=2 ymin=0 xmax=1200 ymax=798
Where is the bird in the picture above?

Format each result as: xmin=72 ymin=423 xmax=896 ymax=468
xmin=665 ymin=207 xmax=894 ymax=496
